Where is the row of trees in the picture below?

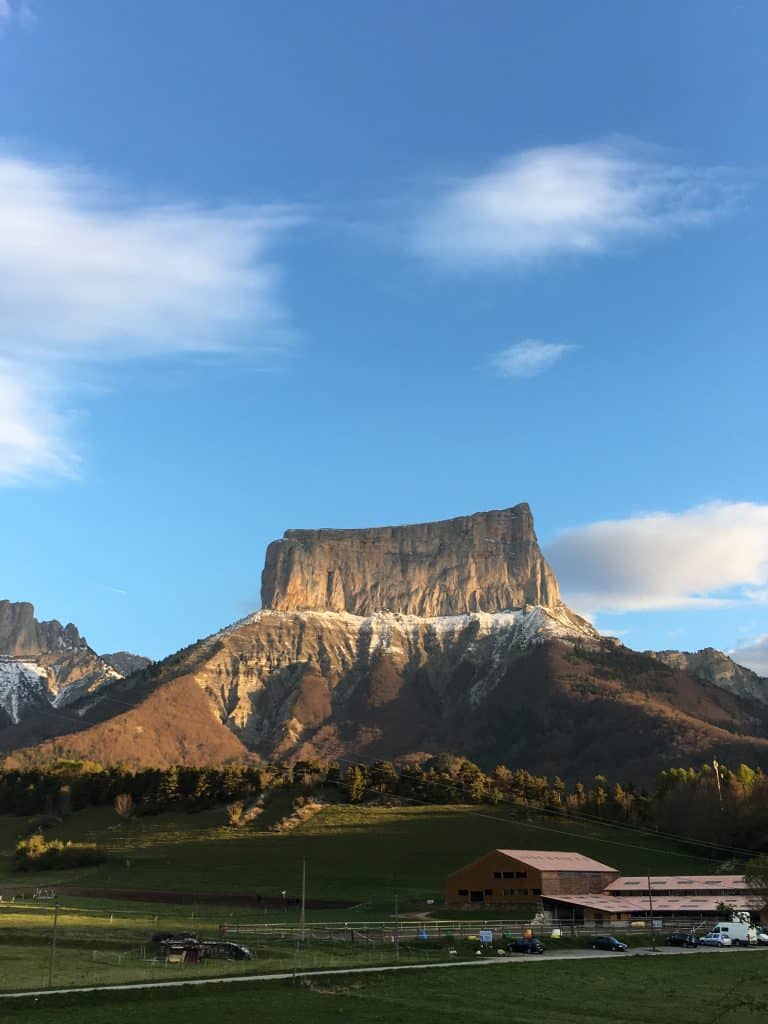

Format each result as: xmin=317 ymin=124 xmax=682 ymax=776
xmin=2 ymin=755 xmax=768 ymax=853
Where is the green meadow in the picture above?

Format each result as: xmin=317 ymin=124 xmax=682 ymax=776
xmin=0 ymin=801 xmax=716 ymax=994
xmin=3 ymin=953 xmax=768 ymax=1024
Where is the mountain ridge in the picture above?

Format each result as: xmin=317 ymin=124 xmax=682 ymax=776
xmin=1 ymin=504 xmax=766 ymax=778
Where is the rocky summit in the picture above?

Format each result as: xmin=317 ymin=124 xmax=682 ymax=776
xmin=2 ymin=504 xmax=768 ymax=779
xmin=0 ymin=600 xmax=149 ymax=727
xmin=261 ymin=504 xmax=560 ymax=617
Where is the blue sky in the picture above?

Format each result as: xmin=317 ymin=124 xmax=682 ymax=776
xmin=0 ymin=1 xmax=767 ymax=669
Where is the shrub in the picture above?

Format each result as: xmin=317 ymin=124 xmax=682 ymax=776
xmin=114 ymin=793 xmax=134 ymax=818
xmin=15 ymin=834 xmax=108 ymax=872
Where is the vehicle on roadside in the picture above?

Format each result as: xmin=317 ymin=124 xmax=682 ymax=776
xmin=590 ymin=936 xmax=628 ymax=952
xmin=707 ymin=921 xmax=756 ymax=946
xmin=508 ymin=937 xmax=545 ymax=954
xmin=665 ymin=932 xmax=698 ymax=948
xmin=698 ymin=932 xmax=733 ymax=947
xmin=201 ymin=940 xmax=253 ymax=961
xmin=756 ymin=930 xmax=768 ymax=945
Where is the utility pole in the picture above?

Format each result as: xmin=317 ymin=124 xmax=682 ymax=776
xmin=647 ymin=870 xmax=656 ymax=952
xmin=47 ymin=901 xmax=59 ymax=987
xmin=395 ymin=893 xmax=400 ymax=962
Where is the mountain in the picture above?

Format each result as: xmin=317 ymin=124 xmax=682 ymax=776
xmin=262 ymin=504 xmax=560 ymax=616
xmin=0 ymin=600 xmax=148 ymax=725
xmin=3 ymin=506 xmax=768 ymax=780
xmin=647 ymin=647 xmax=768 ymax=705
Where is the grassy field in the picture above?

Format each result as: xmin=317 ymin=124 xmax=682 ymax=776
xmin=0 ymin=800 xmax=713 ymax=910
xmin=0 ymin=800 xmax=721 ymax=994
xmin=3 ymin=953 xmax=768 ymax=1023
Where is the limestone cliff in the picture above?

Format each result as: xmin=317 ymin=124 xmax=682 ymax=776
xmin=261 ymin=504 xmax=560 ymax=617
xmin=648 ymin=647 xmax=768 ymax=705
xmin=0 ymin=600 xmax=85 ymax=657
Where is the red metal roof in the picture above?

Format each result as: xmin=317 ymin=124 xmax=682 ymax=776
xmin=543 ymin=893 xmax=757 ymax=913
xmin=604 ymin=875 xmax=748 ymax=893
xmin=496 ymin=850 xmax=618 ymax=872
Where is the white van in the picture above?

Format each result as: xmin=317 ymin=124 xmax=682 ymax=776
xmin=708 ymin=921 xmax=757 ymax=946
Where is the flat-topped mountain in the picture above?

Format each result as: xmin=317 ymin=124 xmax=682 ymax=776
xmin=4 ymin=503 xmax=768 ymax=778
xmin=261 ymin=504 xmax=560 ymax=617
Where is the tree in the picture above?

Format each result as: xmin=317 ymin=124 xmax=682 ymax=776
xmin=114 ymin=793 xmax=134 ymax=818
xmin=369 ymin=761 xmax=397 ymax=793
xmin=345 ymin=765 xmax=367 ymax=804
xmin=745 ymin=854 xmax=768 ymax=915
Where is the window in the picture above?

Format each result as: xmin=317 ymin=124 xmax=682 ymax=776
xmin=518 ymin=889 xmax=529 ymax=896
xmin=532 ymin=888 xmax=542 ymax=896
xmin=484 ymin=889 xmax=493 ymax=896
xmin=503 ymin=871 xmax=514 ymax=879
xmin=458 ymin=889 xmax=468 ymax=896
xmin=516 ymin=871 xmax=528 ymax=879
xmin=503 ymin=888 xmax=513 ymax=897
xmin=493 ymin=871 xmax=502 ymax=879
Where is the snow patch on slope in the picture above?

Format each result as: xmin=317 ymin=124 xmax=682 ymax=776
xmin=0 ymin=657 xmax=49 ymax=723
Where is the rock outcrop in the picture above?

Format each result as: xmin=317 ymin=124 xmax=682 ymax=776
xmin=0 ymin=600 xmax=85 ymax=657
xmin=648 ymin=647 xmax=768 ymax=705
xmin=0 ymin=600 xmax=144 ymax=724
xmin=261 ymin=504 xmax=560 ymax=617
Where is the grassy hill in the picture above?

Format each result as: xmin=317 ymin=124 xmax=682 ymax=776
xmin=0 ymin=801 xmax=713 ymax=912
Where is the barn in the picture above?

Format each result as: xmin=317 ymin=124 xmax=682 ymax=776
xmin=445 ymin=849 xmax=620 ymax=907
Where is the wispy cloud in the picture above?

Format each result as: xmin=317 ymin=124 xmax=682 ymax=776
xmin=413 ymin=139 xmax=741 ymax=271
xmin=0 ymin=359 xmax=76 ymax=484
xmin=491 ymin=339 xmax=575 ymax=378
xmin=546 ymin=501 xmax=768 ymax=614
xmin=0 ymin=1 xmax=35 ymax=32
xmin=0 ymin=148 xmax=301 ymax=483
xmin=729 ymin=634 xmax=768 ymax=677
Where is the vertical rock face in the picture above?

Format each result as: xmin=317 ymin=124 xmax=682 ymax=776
xmin=0 ymin=600 xmax=85 ymax=656
xmin=261 ymin=504 xmax=561 ymax=617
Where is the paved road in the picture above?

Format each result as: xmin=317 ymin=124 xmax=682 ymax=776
xmin=1 ymin=944 xmax=763 ymax=1001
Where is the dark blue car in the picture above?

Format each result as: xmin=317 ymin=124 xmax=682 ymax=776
xmin=509 ymin=937 xmax=545 ymax=954
xmin=590 ymin=935 xmax=628 ymax=951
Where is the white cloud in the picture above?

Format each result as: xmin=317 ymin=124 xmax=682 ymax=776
xmin=730 ymin=635 xmax=768 ymax=677
xmin=546 ymin=502 xmax=768 ymax=614
xmin=0 ymin=1 xmax=34 ymax=31
xmin=413 ymin=139 xmax=739 ymax=270
xmin=0 ymin=360 xmax=76 ymax=484
xmin=0 ymin=149 xmax=300 ymax=483
xmin=491 ymin=339 xmax=574 ymax=378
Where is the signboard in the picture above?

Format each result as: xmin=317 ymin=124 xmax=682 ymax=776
xmin=478 ymin=929 xmax=493 ymax=944
xmin=652 ymin=919 xmax=663 ymax=930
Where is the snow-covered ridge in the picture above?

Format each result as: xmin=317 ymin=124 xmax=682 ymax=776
xmin=221 ymin=602 xmax=604 ymax=646
xmin=0 ymin=657 xmax=48 ymax=724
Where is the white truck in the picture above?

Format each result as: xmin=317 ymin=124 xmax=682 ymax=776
xmin=707 ymin=919 xmax=757 ymax=946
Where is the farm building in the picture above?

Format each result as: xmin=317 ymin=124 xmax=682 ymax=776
xmin=543 ymin=874 xmax=759 ymax=924
xmin=444 ymin=849 xmax=619 ymax=906
xmin=446 ymin=853 xmax=760 ymax=923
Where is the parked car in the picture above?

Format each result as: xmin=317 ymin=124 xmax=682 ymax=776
xmin=698 ymin=932 xmax=733 ymax=947
xmin=201 ymin=940 xmax=253 ymax=961
xmin=508 ymin=937 xmax=545 ymax=954
xmin=756 ymin=930 xmax=768 ymax=945
xmin=666 ymin=932 xmax=698 ymax=948
xmin=590 ymin=936 xmax=628 ymax=952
